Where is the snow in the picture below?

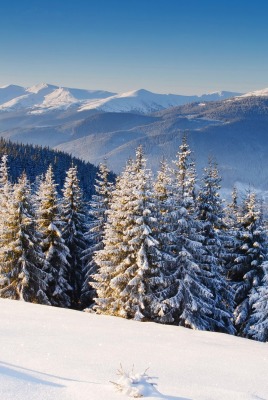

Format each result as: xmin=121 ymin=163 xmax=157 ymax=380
xmin=0 ymin=83 xmax=241 ymax=114
xmin=26 ymin=83 xmax=56 ymax=94
xmin=1 ymin=298 xmax=268 ymax=400
xmin=237 ymin=87 xmax=268 ymax=98
xmin=79 ymin=89 xmax=241 ymax=114
xmin=0 ymin=83 xmax=115 ymax=113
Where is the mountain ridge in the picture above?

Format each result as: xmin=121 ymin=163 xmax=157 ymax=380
xmin=0 ymin=83 xmax=242 ymax=114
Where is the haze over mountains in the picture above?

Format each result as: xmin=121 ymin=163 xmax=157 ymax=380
xmin=1 ymin=83 xmax=268 ymax=192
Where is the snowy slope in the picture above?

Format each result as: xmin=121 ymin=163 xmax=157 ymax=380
xmin=79 ymin=88 xmax=241 ymax=114
xmin=0 ymin=84 xmax=26 ymax=104
xmin=1 ymin=298 xmax=268 ymax=400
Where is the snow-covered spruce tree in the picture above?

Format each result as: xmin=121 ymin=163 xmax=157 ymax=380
xmin=0 ymin=155 xmax=12 ymax=233
xmin=249 ymin=261 xmax=268 ymax=342
xmin=196 ymin=160 xmax=235 ymax=334
xmin=0 ymin=174 xmax=51 ymax=303
xmin=155 ymin=138 xmax=230 ymax=331
xmin=0 ymin=155 xmax=14 ymax=292
xmin=151 ymin=160 xmax=178 ymax=323
xmin=172 ymin=134 xmax=196 ymax=207
xmin=93 ymin=146 xmax=166 ymax=321
xmin=227 ymin=192 xmax=267 ymax=337
xmin=80 ymin=162 xmax=113 ymax=309
xmin=37 ymin=165 xmax=71 ymax=308
xmin=225 ymin=186 xmax=239 ymax=228
xmin=61 ymin=164 xmax=88 ymax=309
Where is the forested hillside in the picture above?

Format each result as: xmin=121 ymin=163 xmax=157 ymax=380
xmin=0 ymin=137 xmax=104 ymax=200
xmin=0 ymin=136 xmax=267 ymax=342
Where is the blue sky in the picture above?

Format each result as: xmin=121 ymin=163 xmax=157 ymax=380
xmin=0 ymin=0 xmax=267 ymax=94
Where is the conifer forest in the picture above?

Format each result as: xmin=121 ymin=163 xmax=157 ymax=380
xmin=0 ymin=136 xmax=267 ymax=343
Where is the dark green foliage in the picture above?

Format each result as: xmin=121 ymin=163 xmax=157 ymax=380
xmin=0 ymin=137 xmax=104 ymax=201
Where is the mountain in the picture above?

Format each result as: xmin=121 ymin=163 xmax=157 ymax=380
xmin=0 ymin=84 xmax=26 ymax=103
xmin=0 ymin=83 xmax=241 ymax=114
xmin=1 ymin=298 xmax=268 ymax=400
xmin=3 ymin=84 xmax=268 ymax=191
xmin=238 ymin=87 xmax=268 ymax=98
xmin=54 ymin=94 xmax=268 ymax=191
xmin=0 ymin=83 xmax=115 ymax=113
xmin=78 ymin=88 xmax=242 ymax=114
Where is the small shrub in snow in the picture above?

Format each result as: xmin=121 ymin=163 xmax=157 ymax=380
xmin=111 ymin=365 xmax=157 ymax=398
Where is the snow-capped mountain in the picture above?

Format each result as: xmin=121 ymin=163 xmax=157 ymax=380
xmin=3 ymin=83 xmax=268 ymax=192
xmin=237 ymin=87 xmax=268 ymax=98
xmin=0 ymin=83 xmax=116 ymax=113
xmin=0 ymin=84 xmax=26 ymax=104
xmin=0 ymin=83 xmax=241 ymax=114
xmin=78 ymin=88 xmax=242 ymax=113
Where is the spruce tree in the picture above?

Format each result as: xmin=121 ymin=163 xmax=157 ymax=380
xmin=37 ymin=165 xmax=71 ymax=308
xmin=0 ymin=174 xmax=50 ymax=303
xmin=228 ymin=192 xmax=267 ymax=337
xmin=62 ymin=164 xmax=87 ymax=309
xmin=81 ymin=162 xmax=112 ymax=309
xmin=0 ymin=155 xmax=12 ymax=241
xmin=196 ymin=161 xmax=235 ymax=334
xmin=93 ymin=147 xmax=165 ymax=321
xmin=249 ymin=261 xmax=268 ymax=342
xmin=156 ymin=139 xmax=231 ymax=331
xmin=152 ymin=160 xmax=178 ymax=323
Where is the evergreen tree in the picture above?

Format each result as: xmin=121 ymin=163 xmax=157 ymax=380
xmin=249 ymin=261 xmax=268 ymax=342
xmin=0 ymin=174 xmax=50 ymax=303
xmin=152 ymin=160 xmax=178 ymax=323
xmin=93 ymin=147 xmax=165 ymax=321
xmin=61 ymin=164 xmax=88 ymax=309
xmin=37 ymin=165 xmax=71 ymax=308
xmin=196 ymin=161 xmax=235 ymax=334
xmin=155 ymin=140 xmax=233 ymax=332
xmin=81 ymin=161 xmax=112 ymax=309
xmin=0 ymin=155 xmax=12 ymax=227
xmin=225 ymin=186 xmax=239 ymax=227
xmin=172 ymin=134 xmax=196 ymax=207
xmin=228 ymin=192 xmax=267 ymax=337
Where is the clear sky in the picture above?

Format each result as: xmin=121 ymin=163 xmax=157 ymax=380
xmin=0 ymin=0 xmax=268 ymax=94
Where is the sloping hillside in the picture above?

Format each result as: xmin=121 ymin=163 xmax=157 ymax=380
xmin=1 ymin=299 xmax=268 ymax=400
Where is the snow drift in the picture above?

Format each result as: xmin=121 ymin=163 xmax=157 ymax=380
xmin=0 ymin=298 xmax=267 ymax=400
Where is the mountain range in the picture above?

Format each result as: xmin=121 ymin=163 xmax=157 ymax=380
xmin=0 ymin=83 xmax=241 ymax=114
xmin=1 ymin=83 xmax=268 ymax=193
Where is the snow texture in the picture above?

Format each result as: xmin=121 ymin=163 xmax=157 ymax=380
xmin=1 ymin=298 xmax=268 ymax=400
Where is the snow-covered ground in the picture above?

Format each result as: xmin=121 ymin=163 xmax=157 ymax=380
xmin=1 ymin=299 xmax=267 ymax=400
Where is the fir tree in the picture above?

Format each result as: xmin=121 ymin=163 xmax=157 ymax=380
xmin=196 ymin=161 xmax=235 ymax=334
xmin=172 ymin=134 xmax=196 ymax=207
xmin=37 ymin=165 xmax=71 ymax=308
xmin=93 ymin=147 xmax=165 ymax=321
xmin=156 ymin=140 xmax=232 ymax=332
xmin=152 ymin=160 xmax=178 ymax=323
xmin=249 ymin=261 xmax=268 ymax=342
xmin=0 ymin=155 xmax=12 ymax=230
xmin=0 ymin=174 xmax=50 ymax=303
xmin=61 ymin=164 xmax=88 ymax=309
xmin=81 ymin=161 xmax=112 ymax=309
xmin=228 ymin=192 xmax=267 ymax=337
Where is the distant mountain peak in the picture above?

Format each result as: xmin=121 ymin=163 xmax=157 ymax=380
xmin=0 ymin=84 xmax=25 ymax=90
xmin=0 ymin=83 xmax=244 ymax=114
xmin=26 ymin=83 xmax=57 ymax=94
xmin=238 ymin=87 xmax=268 ymax=98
